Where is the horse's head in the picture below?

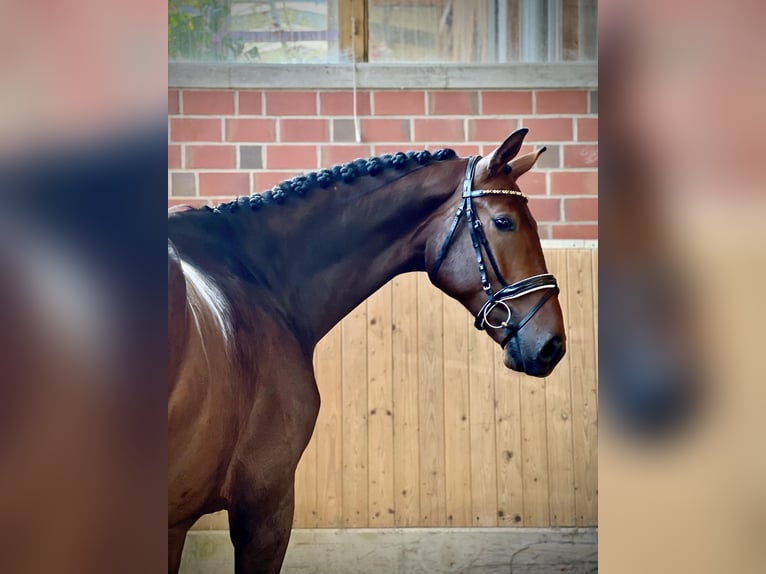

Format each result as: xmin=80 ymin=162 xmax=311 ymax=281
xmin=426 ymin=129 xmax=566 ymax=377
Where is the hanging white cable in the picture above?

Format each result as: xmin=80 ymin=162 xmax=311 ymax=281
xmin=351 ymin=11 xmax=361 ymax=143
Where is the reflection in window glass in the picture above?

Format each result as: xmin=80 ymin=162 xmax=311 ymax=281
xmin=169 ymin=0 xmax=340 ymax=63
xmin=168 ymin=0 xmax=596 ymax=64
xmin=369 ymin=0 xmax=597 ymax=63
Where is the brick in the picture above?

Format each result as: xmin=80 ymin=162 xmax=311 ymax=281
xmin=237 ymin=91 xmax=263 ymax=115
xmin=516 ymin=172 xmax=546 ymax=196
xmin=534 ymin=145 xmax=560 ymax=169
xmin=527 ymin=197 xmax=561 ymax=222
xmin=564 ymin=197 xmax=598 ymax=221
xmin=520 ymin=119 xmax=573 ymax=142
xmin=577 ymin=118 xmax=598 ymax=142
xmin=171 ymin=173 xmax=195 ymax=197
xmin=468 ymin=118 xmax=519 ymax=142
xmin=320 ymin=91 xmax=371 ymax=116
xmin=428 ymin=91 xmax=478 ymax=115
xmin=321 ymin=145 xmax=372 ymax=167
xmin=279 ymin=119 xmax=329 ymax=142
xmin=551 ymin=224 xmax=598 ymax=240
xmin=482 ymin=91 xmax=533 ymax=115
xmin=265 ymin=91 xmax=316 ymax=115
xmin=168 ymin=145 xmax=181 ymax=169
xmin=199 ymin=172 xmax=250 ymax=197
xmin=563 ymin=144 xmax=599 ymax=168
xmin=254 ymin=171 xmax=297 ymax=192
xmin=240 ymin=146 xmax=263 ymax=169
xmin=186 ymin=145 xmax=236 ymax=169
xmin=550 ymin=172 xmax=598 ymax=196
xmin=333 ymin=119 xmax=358 ymax=142
xmin=535 ymin=90 xmax=588 ymax=114
xmin=183 ymin=90 xmax=235 ymax=115
xmin=170 ymin=118 xmax=222 ymax=142
xmin=226 ymin=118 xmax=276 ymax=142
xmin=265 ymin=145 xmax=317 ymax=169
xmin=373 ymin=91 xmax=425 ymax=115
xmin=361 ymin=118 xmax=411 ymax=142
xmin=168 ymin=90 xmax=179 ymax=115
xmin=413 ymin=118 xmax=465 ymax=142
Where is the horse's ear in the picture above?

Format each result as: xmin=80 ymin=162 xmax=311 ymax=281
xmin=509 ymin=146 xmax=547 ymax=178
xmin=487 ymin=128 xmax=529 ymax=177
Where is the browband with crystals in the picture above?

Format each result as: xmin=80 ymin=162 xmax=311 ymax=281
xmin=467 ymin=189 xmax=528 ymax=200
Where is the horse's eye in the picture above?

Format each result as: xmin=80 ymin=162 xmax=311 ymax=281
xmin=493 ymin=216 xmax=516 ymax=232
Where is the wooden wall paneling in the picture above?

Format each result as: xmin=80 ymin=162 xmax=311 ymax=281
xmin=314 ymin=324 xmax=344 ymax=527
xmin=567 ymin=249 xmax=598 ymax=526
xmin=392 ymin=273 xmax=421 ymax=526
xmin=416 ymin=274 xmax=446 ymax=525
xmin=367 ymin=284 xmax=395 ymax=526
xmin=442 ymin=296 xmax=472 ymax=526
xmin=542 ymin=250 xmax=576 ymax=526
xmin=341 ymin=301 xmax=369 ymax=527
xmin=468 ymin=309 xmax=499 ymax=526
xmin=494 ymin=357 xmax=525 ymax=526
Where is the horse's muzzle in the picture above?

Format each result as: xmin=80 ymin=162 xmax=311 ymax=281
xmin=503 ymin=333 xmax=565 ymax=377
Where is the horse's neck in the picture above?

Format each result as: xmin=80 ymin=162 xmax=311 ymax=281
xmin=231 ymin=162 xmax=461 ymax=347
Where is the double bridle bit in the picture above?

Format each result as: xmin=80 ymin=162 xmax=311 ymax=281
xmin=429 ymin=156 xmax=559 ymax=348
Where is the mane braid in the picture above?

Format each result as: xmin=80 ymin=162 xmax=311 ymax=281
xmin=202 ymin=148 xmax=459 ymax=215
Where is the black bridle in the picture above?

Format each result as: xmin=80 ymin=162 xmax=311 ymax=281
xmin=430 ymin=156 xmax=559 ymax=349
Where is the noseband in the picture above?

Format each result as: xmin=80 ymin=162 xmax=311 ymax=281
xmin=430 ymin=156 xmax=559 ymax=349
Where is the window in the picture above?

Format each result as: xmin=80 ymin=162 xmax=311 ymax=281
xmin=168 ymin=0 xmax=597 ymax=64
xmin=369 ymin=0 xmax=597 ymax=63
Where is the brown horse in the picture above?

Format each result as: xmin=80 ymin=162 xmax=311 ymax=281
xmin=168 ymin=129 xmax=566 ymax=573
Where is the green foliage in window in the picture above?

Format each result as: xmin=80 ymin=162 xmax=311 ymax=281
xmin=169 ymin=0 xmax=244 ymax=61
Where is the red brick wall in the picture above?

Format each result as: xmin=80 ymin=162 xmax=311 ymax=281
xmin=168 ymin=88 xmax=598 ymax=240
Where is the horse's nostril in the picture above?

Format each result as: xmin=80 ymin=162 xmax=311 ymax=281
xmin=539 ymin=335 xmax=563 ymax=363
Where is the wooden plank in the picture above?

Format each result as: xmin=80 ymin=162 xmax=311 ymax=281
xmin=592 ymin=249 xmax=599 ymax=397
xmin=293 ymin=354 xmax=318 ymax=527
xmin=416 ymin=273 xmax=446 ymax=525
xmin=494 ymin=352 xmax=525 ymax=526
xmin=542 ymin=250 xmax=576 ymax=526
xmin=314 ymin=324 xmax=343 ymax=527
xmin=392 ymin=273 xmax=420 ymax=526
xmin=441 ymin=296 xmax=472 ymax=527
xmin=520 ymin=329 xmax=551 ymax=526
xmin=338 ymin=0 xmax=368 ymax=61
xmin=567 ymin=249 xmax=598 ymax=526
xmin=292 ymin=346 xmax=324 ymax=527
xmin=367 ymin=283 xmax=395 ymax=527
xmin=341 ymin=300 xmax=369 ymax=527
xmin=468 ymin=310 xmax=498 ymax=527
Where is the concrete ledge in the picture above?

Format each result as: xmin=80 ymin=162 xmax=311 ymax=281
xmin=169 ymin=63 xmax=597 ymax=90
xmin=180 ymin=527 xmax=597 ymax=573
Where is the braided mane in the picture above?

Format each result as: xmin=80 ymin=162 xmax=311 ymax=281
xmin=201 ymin=148 xmax=458 ymax=214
